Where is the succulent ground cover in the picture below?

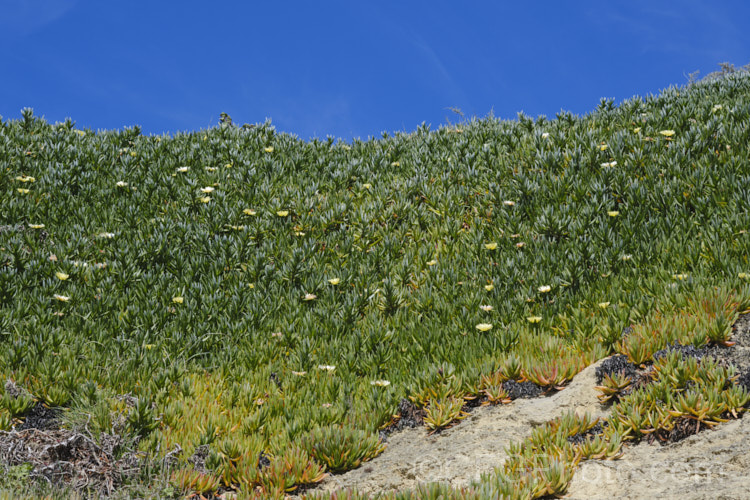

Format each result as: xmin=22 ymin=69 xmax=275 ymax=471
xmin=1 ymin=69 xmax=750 ymax=498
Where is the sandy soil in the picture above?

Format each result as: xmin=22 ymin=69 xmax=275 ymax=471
xmin=315 ymin=313 xmax=750 ymax=499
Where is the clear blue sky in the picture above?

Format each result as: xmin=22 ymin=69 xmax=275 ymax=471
xmin=2 ymin=1 xmax=748 ymax=140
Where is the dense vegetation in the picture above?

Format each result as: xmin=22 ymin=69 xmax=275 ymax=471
xmin=1 ymin=69 xmax=750 ymax=498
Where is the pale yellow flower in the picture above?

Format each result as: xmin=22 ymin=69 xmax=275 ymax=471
xmin=328 ymin=278 xmax=341 ymax=285
xmin=176 ymin=166 xmax=189 ymax=172
xmin=172 ymin=296 xmax=184 ymax=304
xmin=485 ymin=284 xmax=494 ymax=291
xmin=144 ymin=344 xmax=155 ymax=350
xmin=633 ymin=127 xmax=641 ymax=134
xmin=15 ymin=175 xmax=35 ymax=182
xmin=129 ymin=151 xmax=136 ymax=157
xmin=598 ymin=302 xmax=610 ymax=309
xmin=54 ymin=294 xmax=70 ymax=302
xmin=28 ymin=224 xmax=45 ymax=229
xmin=303 ymin=293 xmax=317 ymax=301
xmin=199 ymin=196 xmax=211 ymax=203
xmin=243 ymin=209 xmax=257 ymax=216
xmin=516 ymin=242 xmax=526 ymax=248
xmin=427 ymin=259 xmax=437 ymax=266
xmin=371 ymin=380 xmax=391 ymax=387
xmin=292 ymin=370 xmax=307 ymax=376
xmin=17 ymin=188 xmax=30 ymax=194
xmin=608 ymin=211 xmax=619 ymax=217
xmin=75 ymin=130 xmax=86 ymax=137
xmin=599 ymin=144 xmax=608 ymax=151
xmin=391 ymin=161 xmax=400 ymax=167
xmin=362 ymin=183 xmax=372 ymax=190
xmin=264 ymin=147 xmax=274 ymax=153
xmin=538 ymin=285 xmax=551 ymax=293
xmin=484 ymin=242 xmax=498 ymax=250
xmin=739 ymin=273 xmax=749 ymax=279
xmin=527 ymin=316 xmax=542 ymax=323
xmin=621 ymin=254 xmax=632 ymax=261
xmin=712 ymin=104 xmax=723 ymax=112
xmin=600 ymin=161 xmax=617 ymax=168
xmin=224 ymin=163 xmax=233 ymax=168
xmin=116 ymin=181 xmax=128 ymax=187
xmin=97 ymin=232 xmax=115 ymax=239
xmin=541 ymin=132 xmax=550 ymax=139
xmin=659 ymin=130 xmax=675 ymax=137
xmin=55 ymin=272 xmax=69 ymax=281
xmin=475 ymin=323 xmax=493 ymax=332
xmin=317 ymin=364 xmax=335 ymax=371
xmin=248 ymin=283 xmax=255 ymax=289
xmin=480 ymin=305 xmax=493 ymax=312
xmin=276 ymin=210 xmax=289 ymax=217
xmin=673 ymin=273 xmax=688 ymax=281
xmin=205 ymin=167 xmax=216 ymax=172
xmin=503 ymin=200 xmax=516 ymax=207
xmin=200 ymin=186 xmax=215 ymax=193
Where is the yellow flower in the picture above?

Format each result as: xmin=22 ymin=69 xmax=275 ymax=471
xmin=541 ymin=132 xmax=550 ymax=139
xmin=97 ymin=232 xmax=115 ymax=239
xmin=55 ymin=272 xmax=69 ymax=281
xmin=54 ymin=294 xmax=70 ymax=302
xmin=739 ymin=273 xmax=749 ymax=279
xmin=503 ymin=200 xmax=515 ymax=207
xmin=172 ymin=296 xmax=184 ymax=304
xmin=205 ymin=167 xmax=216 ymax=172
xmin=371 ymin=380 xmax=391 ymax=387
xmin=224 ymin=163 xmax=233 ymax=168
xmin=480 ymin=305 xmax=493 ymax=312
xmin=248 ymin=283 xmax=255 ymax=289
xmin=672 ymin=273 xmax=688 ymax=281
xmin=633 ymin=127 xmax=641 ymax=133
xmin=621 ymin=254 xmax=632 ymax=261
xmin=199 ymin=196 xmax=211 ymax=203
xmin=75 ymin=130 xmax=86 ymax=136
xmin=292 ymin=371 xmax=307 ymax=376
xmin=176 ymin=166 xmax=189 ymax=173
xmin=116 ymin=181 xmax=128 ymax=187
xmin=600 ymin=161 xmax=617 ymax=168
xmin=264 ymin=147 xmax=274 ymax=153
xmin=391 ymin=161 xmax=400 ymax=167
xmin=526 ymin=316 xmax=542 ymax=323
xmin=484 ymin=284 xmax=494 ymax=291
xmin=659 ymin=130 xmax=675 ymax=137
xmin=328 ymin=278 xmax=341 ymax=285
xmin=599 ymin=144 xmax=608 ymax=151
xmin=15 ymin=175 xmax=35 ymax=182
xmin=317 ymin=365 xmax=335 ymax=371
xmin=427 ymin=259 xmax=437 ymax=266
xmin=200 ymin=186 xmax=215 ymax=193
xmin=538 ymin=285 xmax=551 ymax=293
xmin=712 ymin=104 xmax=723 ymax=112
xmin=608 ymin=211 xmax=619 ymax=217
xmin=29 ymin=224 xmax=45 ymax=229
xmin=484 ymin=242 xmax=498 ymax=250
xmin=598 ymin=302 xmax=610 ymax=309
xmin=516 ymin=242 xmax=526 ymax=248
xmin=303 ymin=293 xmax=317 ymax=301
xmin=17 ymin=188 xmax=30 ymax=194
xmin=362 ymin=183 xmax=372 ymax=190
xmin=276 ymin=210 xmax=289 ymax=217
xmin=475 ymin=323 xmax=493 ymax=332
xmin=144 ymin=344 xmax=155 ymax=350
xmin=243 ymin=209 xmax=257 ymax=216
xmin=129 ymin=151 xmax=136 ymax=157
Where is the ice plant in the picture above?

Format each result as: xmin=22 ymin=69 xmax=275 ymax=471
xmin=54 ymin=294 xmax=70 ymax=302
xmin=15 ymin=175 xmax=35 ymax=182
xmin=608 ymin=211 xmax=619 ymax=217
xmin=200 ymin=186 xmax=215 ymax=193
xmin=476 ymin=323 xmax=493 ymax=332
xmin=17 ymin=188 xmax=30 ymax=194
xmin=176 ymin=166 xmax=189 ymax=172
xmin=328 ymin=278 xmax=341 ymax=285
xmin=116 ymin=181 xmax=128 ymax=187
xmin=317 ymin=365 xmax=335 ymax=371
xmin=243 ymin=208 xmax=257 ymax=216
xmin=199 ymin=196 xmax=211 ymax=203
xmin=303 ymin=293 xmax=317 ymax=301
xmin=600 ymin=161 xmax=617 ymax=168
xmin=485 ymin=284 xmax=494 ymax=291
xmin=28 ymin=224 xmax=45 ymax=229
xmin=598 ymin=302 xmax=610 ymax=309
xmin=503 ymin=200 xmax=516 ymax=206
xmin=527 ymin=316 xmax=542 ymax=323
xmin=484 ymin=242 xmax=498 ymax=250
xmin=538 ymin=285 xmax=551 ymax=293
xmin=480 ymin=305 xmax=493 ymax=312
xmin=172 ymin=297 xmax=184 ymax=304
xmin=659 ymin=130 xmax=676 ymax=137
xmin=55 ymin=272 xmax=69 ymax=281
xmin=426 ymin=259 xmax=437 ymax=266
xmin=277 ymin=210 xmax=289 ymax=217
xmin=264 ymin=147 xmax=274 ymax=153
xmin=370 ymin=380 xmax=391 ymax=387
